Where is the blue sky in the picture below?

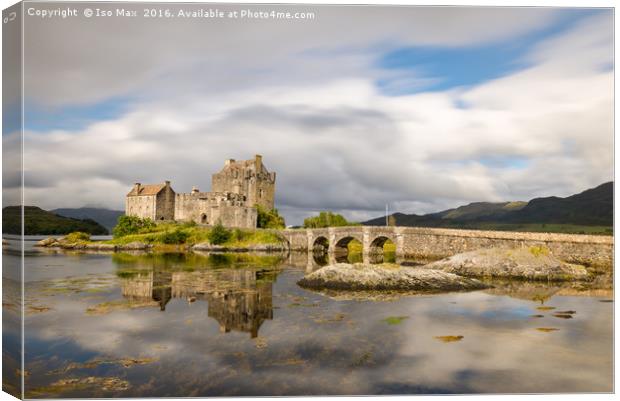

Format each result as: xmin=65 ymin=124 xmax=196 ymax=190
xmin=376 ymin=9 xmax=604 ymax=95
xmin=24 ymin=97 xmax=133 ymax=132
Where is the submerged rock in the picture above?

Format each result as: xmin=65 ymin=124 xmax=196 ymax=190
xmin=85 ymin=243 xmax=117 ymax=251
xmin=297 ymin=263 xmax=488 ymax=292
xmin=118 ymin=242 xmax=151 ymax=250
xmin=421 ymin=247 xmax=588 ymax=281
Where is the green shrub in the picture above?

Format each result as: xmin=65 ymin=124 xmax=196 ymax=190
xmin=113 ymin=215 xmax=156 ymax=238
xmin=303 ymin=211 xmax=357 ymax=228
xmin=256 ymin=205 xmax=286 ymax=229
xmin=209 ymin=223 xmax=232 ymax=245
xmin=161 ymin=229 xmax=189 ymax=244
xmin=231 ymin=228 xmax=246 ymax=242
xmin=64 ymin=231 xmax=91 ymax=243
xmin=181 ymin=220 xmax=197 ymax=228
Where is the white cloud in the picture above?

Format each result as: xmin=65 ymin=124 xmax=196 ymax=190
xmin=13 ymin=10 xmax=613 ymax=225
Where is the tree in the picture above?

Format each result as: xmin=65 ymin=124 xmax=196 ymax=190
xmin=256 ymin=205 xmax=286 ymax=229
xmin=208 ymin=222 xmax=232 ymax=244
xmin=303 ymin=211 xmax=357 ymax=228
xmin=112 ymin=215 xmax=156 ymax=238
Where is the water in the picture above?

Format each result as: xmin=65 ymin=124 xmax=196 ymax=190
xmin=3 ymin=242 xmax=613 ymax=397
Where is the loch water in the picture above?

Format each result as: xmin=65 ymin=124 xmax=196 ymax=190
xmin=2 ymin=240 xmax=613 ymax=397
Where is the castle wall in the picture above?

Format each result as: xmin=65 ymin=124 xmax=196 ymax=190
xmin=211 ymin=156 xmax=276 ymax=210
xmin=174 ymin=192 xmax=257 ymax=228
xmin=126 ymin=195 xmax=157 ymax=220
xmin=174 ymin=193 xmax=212 ymax=223
xmin=212 ymin=204 xmax=257 ymax=229
xmin=246 ymin=172 xmax=276 ymax=211
xmin=155 ymin=186 xmax=176 ymax=221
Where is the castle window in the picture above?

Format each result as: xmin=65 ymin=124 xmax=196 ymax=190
xmin=259 ymin=189 xmax=263 ymax=198
xmin=201 ymin=214 xmax=207 ymax=224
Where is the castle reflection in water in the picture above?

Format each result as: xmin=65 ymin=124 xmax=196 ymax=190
xmin=118 ymin=254 xmax=279 ymax=338
xmin=114 ymin=250 xmax=388 ymax=338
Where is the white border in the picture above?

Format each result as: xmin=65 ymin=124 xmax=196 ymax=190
xmin=0 ymin=1 xmax=616 ymax=401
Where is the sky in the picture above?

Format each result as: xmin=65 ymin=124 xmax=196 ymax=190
xmin=3 ymin=4 xmax=614 ymax=225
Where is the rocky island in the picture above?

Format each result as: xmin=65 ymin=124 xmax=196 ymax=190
xmin=297 ymin=263 xmax=489 ymax=292
xmin=420 ymin=246 xmax=589 ymax=281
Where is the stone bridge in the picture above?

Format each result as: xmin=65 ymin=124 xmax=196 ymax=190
xmin=279 ymin=226 xmax=613 ymax=267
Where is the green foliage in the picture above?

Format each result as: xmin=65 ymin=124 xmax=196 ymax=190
xmin=256 ymin=205 xmax=286 ymax=229
xmin=107 ymin=221 xmax=284 ymax=248
xmin=347 ymin=239 xmax=363 ymax=253
xmin=303 ymin=211 xmax=358 ymax=228
xmin=383 ymin=316 xmax=409 ymax=325
xmin=160 ymin=229 xmax=190 ymax=244
xmin=208 ymin=222 xmax=232 ymax=245
xmin=64 ymin=232 xmax=91 ymax=243
xmin=112 ymin=215 xmax=156 ymax=238
xmin=231 ymin=228 xmax=246 ymax=242
xmin=2 ymin=206 xmax=108 ymax=235
xmin=529 ymin=246 xmax=550 ymax=257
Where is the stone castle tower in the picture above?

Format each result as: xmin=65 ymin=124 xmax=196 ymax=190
xmin=211 ymin=155 xmax=276 ymax=210
xmin=125 ymin=155 xmax=276 ymax=228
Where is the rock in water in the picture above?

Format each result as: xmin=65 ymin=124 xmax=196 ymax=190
xmin=120 ymin=242 xmax=151 ymax=250
xmin=297 ymin=263 xmax=488 ymax=292
xmin=35 ymin=237 xmax=59 ymax=247
xmin=421 ymin=247 xmax=588 ymax=281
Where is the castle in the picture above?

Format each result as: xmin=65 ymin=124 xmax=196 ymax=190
xmin=125 ymin=155 xmax=276 ymax=229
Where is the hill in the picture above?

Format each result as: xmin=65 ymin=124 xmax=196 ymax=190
xmin=51 ymin=207 xmax=124 ymax=232
xmin=501 ymin=182 xmax=613 ymax=226
xmin=363 ymin=182 xmax=613 ymax=233
xmin=3 ymin=206 xmax=109 ymax=235
xmin=364 ymin=201 xmax=528 ymax=227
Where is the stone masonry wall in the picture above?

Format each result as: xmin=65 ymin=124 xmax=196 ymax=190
xmin=126 ymin=195 xmax=157 ymax=220
xmin=211 ymin=156 xmax=275 ymax=211
xmin=174 ymin=192 xmax=257 ymax=228
xmin=155 ymin=186 xmax=176 ymax=221
xmin=281 ymin=226 xmax=613 ymax=267
xmin=174 ymin=193 xmax=212 ymax=223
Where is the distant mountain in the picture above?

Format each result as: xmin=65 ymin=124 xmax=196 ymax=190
xmin=364 ymin=202 xmax=528 ymax=227
xmin=500 ymin=182 xmax=613 ymax=226
xmin=437 ymin=201 xmax=527 ymax=220
xmin=3 ymin=206 xmax=109 ymax=235
xmin=51 ymin=207 xmax=124 ymax=232
xmin=364 ymin=182 xmax=613 ymax=230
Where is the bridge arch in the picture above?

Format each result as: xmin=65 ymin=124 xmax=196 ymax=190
xmin=334 ymin=235 xmax=363 ymax=252
xmin=367 ymin=235 xmax=397 ymax=263
xmin=333 ymin=235 xmax=363 ymax=263
xmin=312 ymin=236 xmax=330 ymax=253
xmin=369 ymin=235 xmax=395 ymax=253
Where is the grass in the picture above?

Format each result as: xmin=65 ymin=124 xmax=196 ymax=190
xmin=470 ymin=223 xmax=612 ymax=235
xmin=382 ymin=316 xmax=408 ymax=325
xmin=105 ymin=223 xmax=284 ymax=247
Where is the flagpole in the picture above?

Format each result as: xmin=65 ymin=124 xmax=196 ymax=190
xmin=385 ymin=203 xmax=388 ymax=226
